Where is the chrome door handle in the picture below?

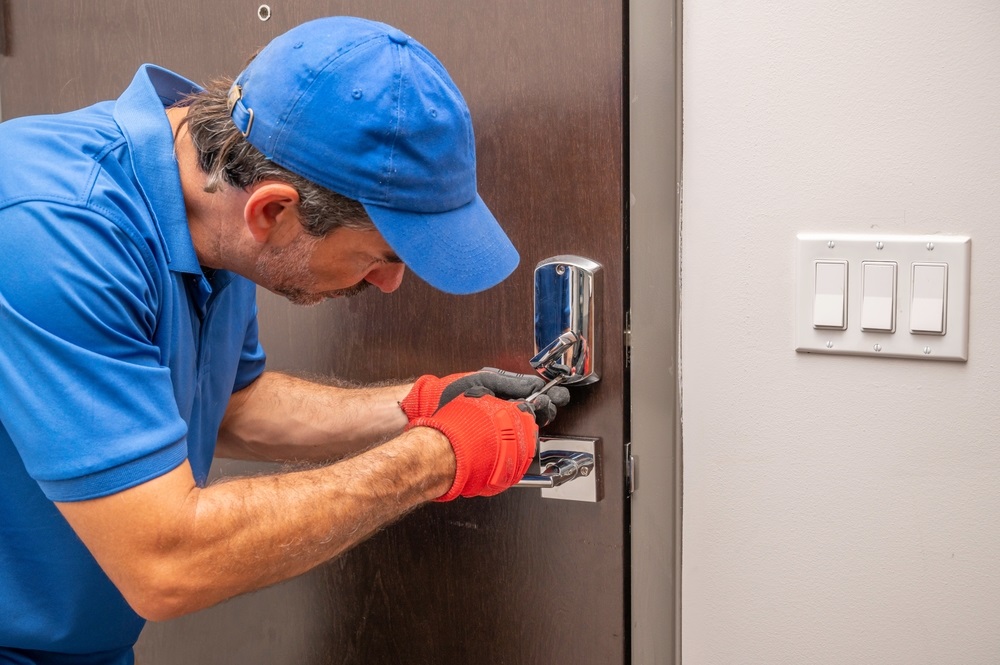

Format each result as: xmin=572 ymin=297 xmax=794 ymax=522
xmin=515 ymin=255 xmax=603 ymax=502
xmin=529 ymin=330 xmax=581 ymax=379
xmin=531 ymin=256 xmax=601 ymax=385
xmin=514 ymin=436 xmax=601 ymax=502
xmin=516 ymin=449 xmax=594 ymax=488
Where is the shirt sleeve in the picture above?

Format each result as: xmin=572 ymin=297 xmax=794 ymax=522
xmin=0 ymin=202 xmax=188 ymax=502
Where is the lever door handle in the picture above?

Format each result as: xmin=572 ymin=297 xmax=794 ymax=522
xmin=513 ymin=436 xmax=601 ymax=502
xmin=516 ymin=449 xmax=594 ymax=488
xmin=529 ymin=330 xmax=580 ymax=379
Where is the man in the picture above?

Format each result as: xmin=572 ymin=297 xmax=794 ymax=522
xmin=0 ymin=16 xmax=569 ymax=664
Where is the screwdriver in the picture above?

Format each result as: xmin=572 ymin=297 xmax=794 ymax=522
xmin=525 ymin=373 xmax=568 ymax=406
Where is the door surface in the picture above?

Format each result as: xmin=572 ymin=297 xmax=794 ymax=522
xmin=0 ymin=2 xmax=627 ymax=663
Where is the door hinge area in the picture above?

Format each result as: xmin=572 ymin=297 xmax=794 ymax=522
xmin=625 ymin=442 xmax=636 ymax=496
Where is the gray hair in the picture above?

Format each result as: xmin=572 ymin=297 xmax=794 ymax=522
xmin=178 ymin=78 xmax=373 ymax=237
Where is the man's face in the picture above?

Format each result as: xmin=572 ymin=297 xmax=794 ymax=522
xmin=255 ymin=225 xmax=405 ymax=306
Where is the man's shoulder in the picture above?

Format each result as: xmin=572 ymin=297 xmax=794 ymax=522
xmin=0 ymin=103 xmax=125 ymax=199
xmin=0 ymin=102 xmax=133 ymax=209
xmin=0 ymin=103 xmax=166 ymax=268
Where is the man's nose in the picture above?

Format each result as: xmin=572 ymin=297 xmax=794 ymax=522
xmin=365 ymin=262 xmax=406 ymax=293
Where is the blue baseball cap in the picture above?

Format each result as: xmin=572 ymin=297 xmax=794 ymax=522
xmin=227 ymin=16 xmax=519 ymax=294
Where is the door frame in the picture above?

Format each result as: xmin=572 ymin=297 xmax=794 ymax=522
xmin=628 ymin=0 xmax=682 ymax=662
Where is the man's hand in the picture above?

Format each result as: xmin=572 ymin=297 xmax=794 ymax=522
xmin=408 ymin=388 xmax=538 ymax=501
xmin=400 ymin=368 xmax=569 ymax=426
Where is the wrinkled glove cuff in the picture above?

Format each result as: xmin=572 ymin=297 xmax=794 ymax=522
xmin=407 ymin=394 xmax=537 ymax=502
xmin=407 ymin=417 xmax=467 ymax=502
xmin=399 ymin=375 xmax=442 ymax=421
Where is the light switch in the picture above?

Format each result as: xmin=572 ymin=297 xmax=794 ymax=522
xmin=860 ymin=261 xmax=896 ymax=332
xmin=813 ymin=260 xmax=847 ymax=329
xmin=910 ymin=263 xmax=948 ymax=335
xmin=797 ymin=234 xmax=969 ymax=361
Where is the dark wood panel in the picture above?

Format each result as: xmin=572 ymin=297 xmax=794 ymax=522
xmin=1 ymin=2 xmax=626 ymax=663
xmin=253 ymin=4 xmax=626 ymax=660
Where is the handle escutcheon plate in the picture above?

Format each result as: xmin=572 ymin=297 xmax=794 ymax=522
xmin=515 ymin=436 xmax=601 ymax=502
xmin=532 ymin=256 xmax=602 ymax=385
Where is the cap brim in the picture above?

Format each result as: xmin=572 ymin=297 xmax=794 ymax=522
xmin=362 ymin=194 xmax=520 ymax=295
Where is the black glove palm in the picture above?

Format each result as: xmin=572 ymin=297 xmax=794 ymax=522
xmin=401 ymin=368 xmax=570 ymax=426
xmin=440 ymin=368 xmax=570 ymax=426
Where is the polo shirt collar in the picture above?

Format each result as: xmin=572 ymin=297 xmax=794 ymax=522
xmin=113 ymin=64 xmax=203 ymax=275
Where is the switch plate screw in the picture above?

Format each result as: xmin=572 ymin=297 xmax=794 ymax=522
xmin=926 ymin=242 xmax=935 ymax=251
xmin=875 ymin=241 xmax=884 ymax=250
xmin=873 ymin=344 xmax=882 ymax=352
xmin=825 ymin=341 xmax=833 ymax=349
xmin=924 ymin=347 xmax=932 ymax=355
xmin=827 ymin=241 xmax=836 ymax=249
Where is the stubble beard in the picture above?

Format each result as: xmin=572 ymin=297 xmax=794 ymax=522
xmin=255 ymin=233 xmax=370 ymax=306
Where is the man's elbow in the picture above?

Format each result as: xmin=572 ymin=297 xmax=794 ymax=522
xmin=116 ymin=559 xmax=207 ymax=622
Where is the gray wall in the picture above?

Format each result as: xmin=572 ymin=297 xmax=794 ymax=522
xmin=682 ymin=1 xmax=1000 ymax=663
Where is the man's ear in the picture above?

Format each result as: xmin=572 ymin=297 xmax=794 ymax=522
xmin=244 ymin=181 xmax=302 ymax=246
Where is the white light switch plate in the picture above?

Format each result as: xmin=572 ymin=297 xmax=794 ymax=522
xmin=796 ymin=233 xmax=970 ymax=361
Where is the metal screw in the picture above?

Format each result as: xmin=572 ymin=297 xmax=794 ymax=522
xmin=875 ymin=241 xmax=884 ymax=250
xmin=257 ymin=4 xmax=271 ymax=21
xmin=923 ymin=347 xmax=932 ymax=355
xmin=555 ymin=264 xmax=566 ymax=275
xmin=825 ymin=341 xmax=834 ymax=349
xmin=827 ymin=241 xmax=836 ymax=249
xmin=873 ymin=344 xmax=882 ymax=352
xmin=579 ymin=466 xmax=591 ymax=477
xmin=926 ymin=242 xmax=935 ymax=251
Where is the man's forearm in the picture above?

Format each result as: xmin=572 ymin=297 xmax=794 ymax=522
xmin=57 ymin=426 xmax=454 ymax=622
xmin=217 ymin=371 xmax=412 ymax=462
xmin=56 ymin=382 xmax=538 ymax=622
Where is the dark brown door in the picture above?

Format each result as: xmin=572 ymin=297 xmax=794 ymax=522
xmin=0 ymin=2 xmax=626 ymax=663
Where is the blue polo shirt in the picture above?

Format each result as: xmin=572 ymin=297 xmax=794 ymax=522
xmin=0 ymin=66 xmax=266 ymax=662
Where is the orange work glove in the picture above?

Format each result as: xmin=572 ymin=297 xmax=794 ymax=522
xmin=407 ymin=388 xmax=538 ymax=501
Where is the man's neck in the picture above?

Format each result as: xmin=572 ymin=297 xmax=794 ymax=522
xmin=165 ymin=106 xmax=250 ymax=273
